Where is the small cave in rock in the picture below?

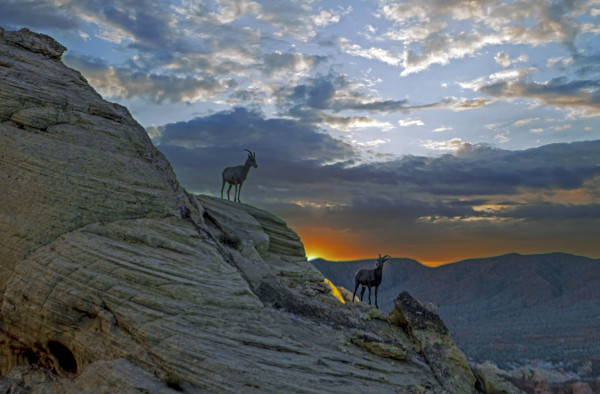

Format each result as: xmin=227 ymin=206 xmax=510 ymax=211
xmin=22 ymin=348 xmax=40 ymax=365
xmin=47 ymin=340 xmax=77 ymax=374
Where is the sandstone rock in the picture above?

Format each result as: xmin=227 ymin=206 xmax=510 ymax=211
xmin=533 ymin=380 xmax=551 ymax=394
xmin=350 ymin=331 xmax=408 ymax=360
xmin=324 ymin=278 xmax=346 ymax=304
xmin=337 ymin=285 xmax=357 ymax=302
xmin=532 ymin=367 xmax=577 ymax=383
xmin=391 ymin=291 xmax=479 ymax=393
xmin=1 ymin=27 xmax=66 ymax=59
xmin=0 ymin=25 xmax=196 ymax=311
xmin=569 ymin=382 xmax=594 ymax=394
xmin=472 ymin=363 xmax=525 ymax=394
xmin=0 ymin=27 xmax=476 ymax=393
xmin=0 ymin=359 xmax=181 ymax=393
xmin=0 ymin=365 xmax=63 ymax=393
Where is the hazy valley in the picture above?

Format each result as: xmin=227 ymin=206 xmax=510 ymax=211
xmin=313 ymin=252 xmax=600 ymax=377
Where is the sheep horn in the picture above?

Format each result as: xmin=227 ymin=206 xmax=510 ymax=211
xmin=244 ymin=149 xmax=253 ymax=157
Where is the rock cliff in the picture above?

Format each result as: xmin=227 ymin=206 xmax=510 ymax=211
xmin=0 ymin=27 xmax=506 ymax=392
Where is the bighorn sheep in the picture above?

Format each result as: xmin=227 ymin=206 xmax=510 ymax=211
xmin=220 ymin=149 xmax=257 ymax=203
xmin=352 ymin=254 xmax=391 ymax=309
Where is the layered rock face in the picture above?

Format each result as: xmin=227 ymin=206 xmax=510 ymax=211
xmin=0 ymin=27 xmax=492 ymax=392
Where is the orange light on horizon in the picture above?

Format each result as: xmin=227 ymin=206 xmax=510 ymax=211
xmin=297 ymin=224 xmax=481 ymax=266
xmin=296 ymin=226 xmax=598 ymax=268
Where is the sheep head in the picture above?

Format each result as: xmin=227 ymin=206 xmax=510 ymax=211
xmin=244 ymin=149 xmax=258 ymax=168
xmin=377 ymin=254 xmax=391 ymax=266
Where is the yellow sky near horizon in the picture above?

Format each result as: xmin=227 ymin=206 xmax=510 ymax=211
xmin=298 ymin=226 xmax=600 ymax=267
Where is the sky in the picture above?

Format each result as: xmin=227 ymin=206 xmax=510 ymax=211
xmin=2 ymin=0 xmax=600 ymax=265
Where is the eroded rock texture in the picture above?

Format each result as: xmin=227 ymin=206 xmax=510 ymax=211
xmin=0 ymin=27 xmax=486 ymax=392
xmin=390 ymin=292 xmax=479 ymax=393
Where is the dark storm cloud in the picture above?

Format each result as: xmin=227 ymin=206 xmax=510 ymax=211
xmin=507 ymin=202 xmax=600 ymax=222
xmin=348 ymin=196 xmax=481 ymax=223
xmin=153 ymin=108 xmax=600 ymax=206
xmin=276 ymin=75 xmax=491 ymax=130
xmin=279 ymin=75 xmax=412 ymax=114
xmin=94 ymin=0 xmax=176 ymax=49
xmin=296 ymin=141 xmax=600 ymax=196
xmin=571 ymin=52 xmax=600 ymax=77
xmin=154 ymin=107 xmax=359 ymax=193
xmin=479 ymin=76 xmax=600 ymax=115
xmin=0 ymin=0 xmax=177 ymax=48
xmin=0 ymin=1 xmax=79 ymax=30
xmin=414 ymin=143 xmax=600 ymax=194
xmin=156 ymin=107 xmax=355 ymax=162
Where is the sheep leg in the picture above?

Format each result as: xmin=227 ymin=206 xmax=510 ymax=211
xmin=227 ymin=184 xmax=233 ymax=200
xmin=360 ymin=286 xmax=366 ymax=301
xmin=367 ymin=287 xmax=372 ymax=305
xmin=374 ymin=286 xmax=379 ymax=309
xmin=237 ymin=182 xmax=243 ymax=203
xmin=352 ymin=281 xmax=359 ymax=302
xmin=221 ymin=179 xmax=225 ymax=199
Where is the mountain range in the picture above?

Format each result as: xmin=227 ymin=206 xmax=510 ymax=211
xmin=312 ymin=253 xmax=600 ymax=373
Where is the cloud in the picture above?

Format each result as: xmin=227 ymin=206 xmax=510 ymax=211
xmin=423 ymin=138 xmax=469 ymax=152
xmin=57 ymin=0 xmax=180 ymax=49
xmin=64 ymin=54 xmax=232 ymax=103
xmin=460 ymin=67 xmax=600 ymax=118
xmin=336 ymin=37 xmax=403 ymax=66
xmin=514 ymin=118 xmax=539 ymax=127
xmin=274 ymin=74 xmax=493 ymax=130
xmin=554 ymin=124 xmax=572 ymax=131
xmin=364 ymin=0 xmax=599 ymax=75
xmin=261 ymin=52 xmax=326 ymax=77
xmin=153 ymin=107 xmax=358 ymax=185
xmin=256 ymin=2 xmax=350 ymax=41
xmin=156 ymin=107 xmax=600 ymax=198
xmin=0 ymin=0 xmax=79 ymax=30
xmin=507 ymin=202 xmax=600 ymax=222
xmin=3 ymin=0 xmax=344 ymax=107
xmin=398 ymin=118 xmax=424 ymax=127
xmin=478 ymin=77 xmax=600 ymax=117
xmin=495 ymin=133 xmax=510 ymax=143
xmin=210 ymin=0 xmax=262 ymax=24
xmin=494 ymin=52 xmax=512 ymax=67
xmin=312 ymin=6 xmax=353 ymax=27
xmin=494 ymin=51 xmax=528 ymax=67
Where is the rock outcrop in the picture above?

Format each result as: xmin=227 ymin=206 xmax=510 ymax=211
xmin=0 ymin=27 xmax=500 ymax=392
xmin=390 ymin=292 xmax=479 ymax=393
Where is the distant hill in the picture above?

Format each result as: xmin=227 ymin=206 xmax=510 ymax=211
xmin=312 ymin=253 xmax=600 ymax=372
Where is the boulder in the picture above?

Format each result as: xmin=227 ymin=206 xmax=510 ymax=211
xmin=390 ymin=291 xmax=478 ymax=393
xmin=472 ymin=363 xmax=525 ymax=394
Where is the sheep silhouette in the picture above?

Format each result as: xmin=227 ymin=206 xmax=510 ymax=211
xmin=220 ymin=149 xmax=257 ymax=203
xmin=352 ymin=254 xmax=391 ymax=309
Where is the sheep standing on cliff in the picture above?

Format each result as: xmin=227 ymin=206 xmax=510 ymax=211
xmin=220 ymin=149 xmax=257 ymax=203
xmin=352 ymin=254 xmax=391 ymax=309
